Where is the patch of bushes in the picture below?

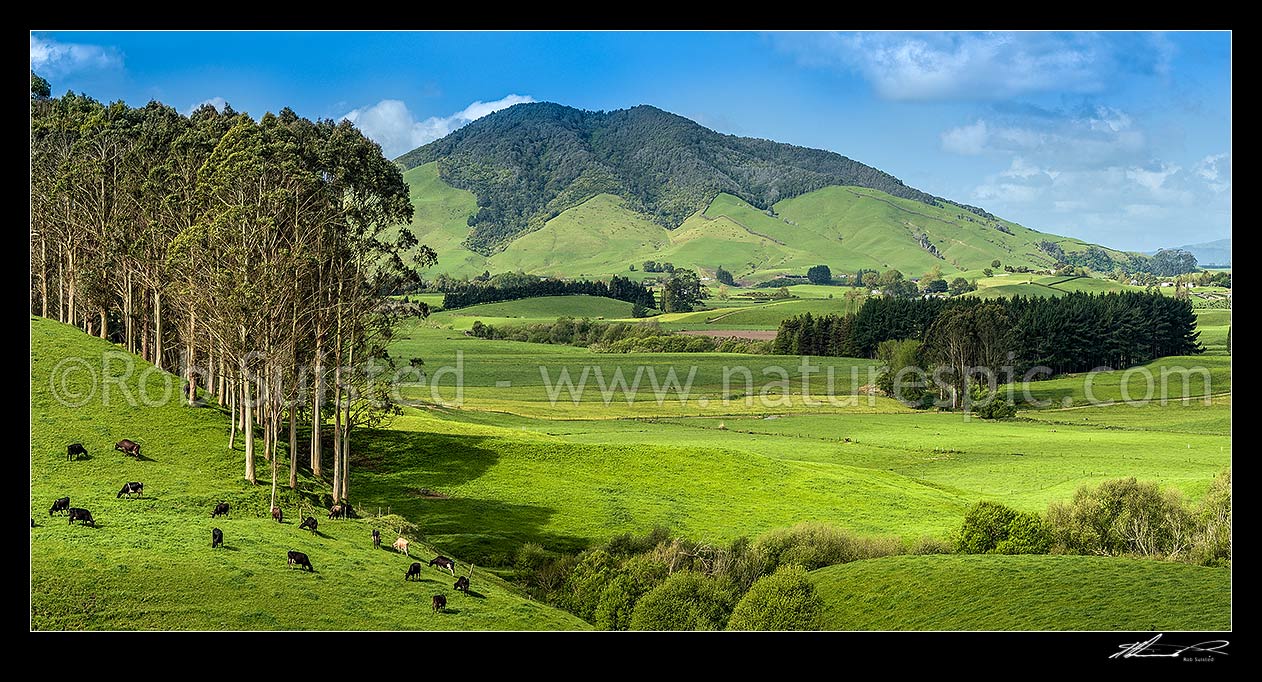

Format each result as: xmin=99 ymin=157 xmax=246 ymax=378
xmin=957 ymin=501 xmax=1049 ymax=555
xmin=726 ymin=565 xmax=823 ymax=631
xmin=471 ymin=316 xmax=769 ymax=354
xmin=1047 ymin=477 xmax=1193 ymax=561
xmin=628 ymin=571 xmax=738 ymax=631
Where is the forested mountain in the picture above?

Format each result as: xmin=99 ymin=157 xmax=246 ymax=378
xmin=398 ymin=103 xmax=992 ymax=255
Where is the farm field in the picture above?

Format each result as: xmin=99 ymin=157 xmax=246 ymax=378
xmin=29 ymin=317 xmax=588 ymax=630
xmin=31 ymin=294 xmax=1232 ymax=630
xmin=811 ymin=554 xmax=1231 ymax=630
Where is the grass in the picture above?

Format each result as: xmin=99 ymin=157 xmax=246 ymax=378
xmin=351 ymin=411 xmax=970 ymax=565
xmin=433 ymin=295 xmax=640 ymax=324
xmin=403 ymin=168 xmax=1126 ymax=280
xmin=811 ymin=554 xmax=1230 ymax=630
xmin=29 ymin=316 xmax=588 ymax=630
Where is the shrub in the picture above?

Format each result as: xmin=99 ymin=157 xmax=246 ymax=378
xmin=908 ymin=536 xmax=952 ymax=555
xmin=1046 ymin=477 xmax=1194 ymax=560
xmin=593 ymin=555 xmax=668 ymax=630
xmin=957 ymin=501 xmax=1048 ymax=554
xmin=557 ymin=549 xmax=619 ymax=621
xmin=994 ymin=512 xmax=1051 ymax=555
xmin=727 ymin=565 xmax=823 ymax=631
xmin=1191 ymin=469 xmax=1231 ymax=566
xmin=958 ymin=501 xmax=1018 ymax=553
xmin=753 ymin=522 xmax=904 ymax=571
xmin=629 ymin=571 xmax=738 ymax=631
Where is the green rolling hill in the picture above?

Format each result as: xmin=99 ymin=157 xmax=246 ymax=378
xmin=810 ymin=554 xmax=1230 ymax=630
xmin=29 ymin=317 xmax=588 ymax=630
xmin=397 ymin=102 xmax=1135 ymax=281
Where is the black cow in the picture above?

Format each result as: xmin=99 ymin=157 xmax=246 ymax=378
xmin=454 ymin=576 xmax=470 ymax=593
xmin=328 ymin=504 xmax=345 ymax=520
xmin=67 ymin=508 xmax=95 ymax=527
xmin=287 ymin=550 xmax=314 ymax=572
xmin=432 ymin=594 xmax=447 ymax=613
xmin=211 ymin=502 xmax=230 ymax=518
xmin=116 ymin=481 xmax=144 ymax=498
xmin=372 ymin=529 xmax=381 ymax=550
xmin=114 ymin=439 xmax=141 ymax=457
xmin=405 ymin=562 xmax=423 ymax=581
xmin=211 ymin=527 xmax=223 ymax=548
xmin=271 ymin=507 xmax=283 ymax=523
xmin=48 ymin=496 xmax=70 ymax=516
xmin=429 ymin=555 xmax=456 ymax=576
xmin=298 ymin=516 xmax=318 ymax=533
xmin=67 ymin=443 xmax=87 ymax=461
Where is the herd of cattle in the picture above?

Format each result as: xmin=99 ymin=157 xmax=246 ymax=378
xmin=44 ymin=440 xmax=470 ymax=615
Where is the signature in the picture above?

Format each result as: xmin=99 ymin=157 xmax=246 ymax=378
xmin=1111 ymin=634 xmax=1230 ymax=660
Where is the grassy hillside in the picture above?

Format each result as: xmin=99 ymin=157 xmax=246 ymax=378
xmin=434 ymin=295 xmax=639 ymax=323
xmin=404 ymin=167 xmax=1134 ymax=281
xmin=811 ymin=555 xmax=1230 ymax=630
xmin=29 ymin=317 xmax=588 ymax=630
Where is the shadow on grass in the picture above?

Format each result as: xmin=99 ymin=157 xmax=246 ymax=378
xmin=352 ymin=429 xmax=588 ymax=566
xmin=457 ymin=589 xmax=486 ymax=600
xmin=217 ymin=545 xmax=240 ymax=552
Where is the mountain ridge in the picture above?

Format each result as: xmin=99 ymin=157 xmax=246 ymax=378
xmin=397 ymin=102 xmax=997 ymax=255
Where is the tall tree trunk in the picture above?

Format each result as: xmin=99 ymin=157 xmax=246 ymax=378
xmin=124 ymin=271 xmax=133 ymax=353
xmin=244 ymin=377 xmax=256 ymax=483
xmin=99 ymin=309 xmax=107 ymax=339
xmin=40 ymin=236 xmax=48 ymax=318
xmin=340 ymin=340 xmax=354 ymax=502
xmin=311 ymin=330 xmax=323 ymax=478
xmin=288 ymin=405 xmax=298 ymax=490
xmin=228 ymin=379 xmax=237 ymax=449
xmin=154 ymin=288 xmax=164 ymax=371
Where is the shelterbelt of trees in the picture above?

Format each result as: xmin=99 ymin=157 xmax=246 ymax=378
xmin=437 ymin=272 xmax=655 ymax=310
xmin=29 ymin=76 xmax=431 ymax=508
xmin=773 ymin=291 xmax=1202 ymax=395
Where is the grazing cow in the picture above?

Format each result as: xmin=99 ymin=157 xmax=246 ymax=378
xmin=67 ymin=443 xmax=87 ymax=461
xmin=48 ymin=496 xmax=70 ymax=517
xmin=429 ymin=555 xmax=456 ymax=576
xmin=298 ymin=516 xmax=318 ymax=533
xmin=328 ymin=504 xmax=345 ymax=520
xmin=67 ymin=508 xmax=95 ymax=527
xmin=392 ymin=537 xmax=409 ymax=556
xmin=372 ymin=529 xmax=381 ymax=550
xmin=114 ymin=439 xmax=141 ymax=458
xmin=211 ymin=527 xmax=223 ymax=548
xmin=405 ymin=562 xmax=423 ymax=581
xmin=271 ymin=507 xmax=283 ymax=524
xmin=287 ymin=550 xmax=314 ymax=572
xmin=116 ymin=481 xmax=144 ymax=498
xmin=211 ymin=502 xmax=230 ymax=518
xmin=432 ymin=594 xmax=447 ymax=613
xmin=454 ymin=576 xmax=470 ymax=594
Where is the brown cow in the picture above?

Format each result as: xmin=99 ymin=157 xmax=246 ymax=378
xmin=114 ymin=440 xmax=141 ymax=457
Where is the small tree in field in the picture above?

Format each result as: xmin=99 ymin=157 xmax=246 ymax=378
xmin=806 ymin=264 xmax=832 ymax=285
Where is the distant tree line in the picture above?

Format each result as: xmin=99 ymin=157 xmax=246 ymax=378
xmin=441 ymin=274 xmax=655 ymax=310
xmin=469 ymin=317 xmax=768 ymax=354
xmin=772 ymin=291 xmax=1202 ymax=375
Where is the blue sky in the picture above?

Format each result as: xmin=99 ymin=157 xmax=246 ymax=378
xmin=31 ymin=31 xmax=1230 ymax=252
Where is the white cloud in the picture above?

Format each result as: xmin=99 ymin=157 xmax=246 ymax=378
xmin=771 ymin=31 xmax=1130 ymax=101
xmin=1194 ymin=153 xmax=1231 ymax=194
xmin=940 ymin=105 xmax=1147 ymax=170
xmin=342 ymin=94 xmax=534 ymax=158
xmin=185 ymin=97 xmax=228 ymax=116
xmin=30 ymin=34 xmax=122 ymax=77
xmin=940 ymin=120 xmax=988 ymax=155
